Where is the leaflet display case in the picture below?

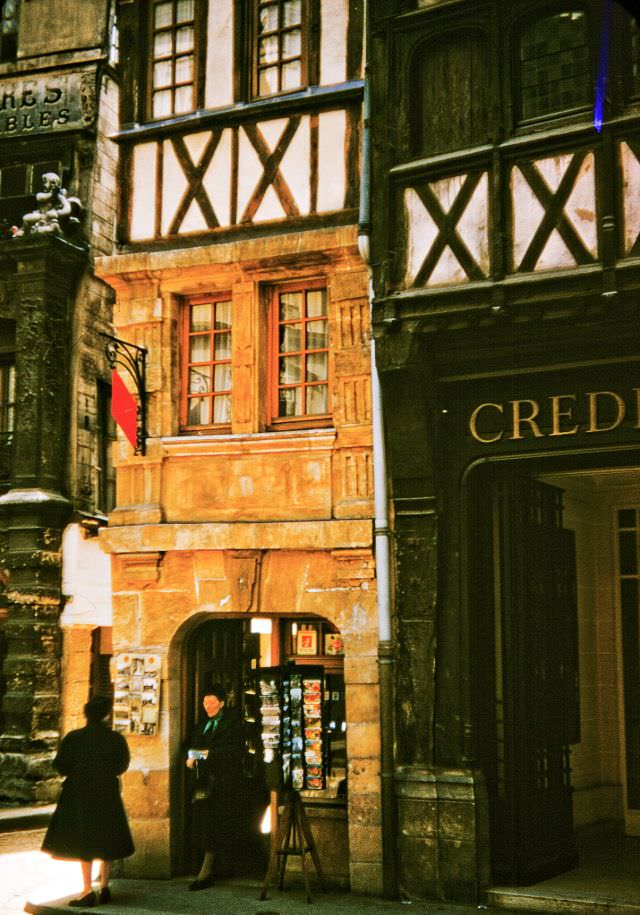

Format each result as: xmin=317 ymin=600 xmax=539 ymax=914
xmin=250 ymin=666 xmax=326 ymax=793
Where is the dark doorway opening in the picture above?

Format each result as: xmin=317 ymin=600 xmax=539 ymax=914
xmin=469 ymin=467 xmax=580 ymax=885
xmin=182 ymin=618 xmax=268 ymax=879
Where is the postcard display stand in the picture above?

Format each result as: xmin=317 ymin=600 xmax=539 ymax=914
xmin=113 ymin=652 xmax=161 ymax=736
xmin=256 ymin=666 xmax=326 ymax=901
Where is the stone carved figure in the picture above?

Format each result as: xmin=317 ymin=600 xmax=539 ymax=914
xmin=19 ymin=173 xmax=83 ymax=237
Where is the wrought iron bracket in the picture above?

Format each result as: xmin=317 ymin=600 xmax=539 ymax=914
xmin=101 ymin=332 xmax=148 ymax=455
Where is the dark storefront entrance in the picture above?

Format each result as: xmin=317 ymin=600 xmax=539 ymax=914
xmin=177 ymin=615 xmax=347 ymax=878
xmin=182 ymin=619 xmax=264 ymax=877
xmin=437 ymin=357 xmax=640 ymax=890
xmin=464 ymin=455 xmax=640 ymax=888
xmin=468 ymin=467 xmax=579 ymax=884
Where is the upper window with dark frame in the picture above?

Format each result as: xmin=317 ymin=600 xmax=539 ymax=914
xmin=269 ymin=284 xmax=331 ymax=425
xmin=149 ymin=0 xmax=198 ymax=119
xmin=411 ymin=29 xmax=491 ymax=157
xmin=518 ymin=10 xmax=591 ymax=122
xmin=254 ymin=0 xmax=307 ymax=98
xmin=96 ymin=380 xmax=116 ymax=515
xmin=0 ymin=157 xmax=64 ymax=235
xmin=0 ymin=0 xmax=18 ymax=63
xmin=0 ymin=359 xmax=15 ymax=485
xmin=627 ymin=17 xmax=640 ymax=99
xmin=181 ymin=296 xmax=232 ymax=429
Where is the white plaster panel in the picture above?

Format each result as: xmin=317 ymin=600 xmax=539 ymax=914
xmin=183 ymin=131 xmax=211 ymax=164
xmin=621 ymin=141 xmax=640 ymax=254
xmin=237 ymin=128 xmax=265 ymax=221
xmin=203 ymin=128 xmax=232 ymax=227
xmin=537 ymin=228 xmax=575 ymax=270
xmin=180 ymin=199 xmax=208 ymax=234
xmin=403 ymin=187 xmax=438 ymax=287
xmin=161 ymin=140 xmax=188 ymax=236
xmin=130 ymin=143 xmax=157 ymax=241
xmin=317 ymin=110 xmax=346 ymax=212
xmin=259 ymin=118 xmax=288 ymax=150
xmin=204 ymin=0 xmax=234 ymax=109
xmin=511 ymin=164 xmax=545 ymax=270
xmin=254 ymin=184 xmax=287 ymax=222
xmin=279 ymin=115 xmax=311 ymax=215
xmin=454 ymin=172 xmax=489 ymax=275
xmin=320 ymin=0 xmax=348 ymax=85
xmin=535 ymin=153 xmax=572 ymax=193
xmin=61 ymin=524 xmax=112 ymax=627
xmin=430 ymin=173 xmax=465 ymax=212
xmin=429 ymin=245 xmax=467 ymax=286
xmin=564 ymin=153 xmax=597 ymax=257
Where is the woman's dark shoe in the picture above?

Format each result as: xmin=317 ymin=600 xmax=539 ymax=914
xmin=68 ymin=890 xmax=97 ymax=907
xmin=98 ymin=886 xmax=112 ymax=904
xmin=188 ymin=876 xmax=215 ymax=890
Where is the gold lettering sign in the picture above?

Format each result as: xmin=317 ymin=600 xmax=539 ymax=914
xmin=509 ymin=399 xmax=543 ymax=441
xmin=469 ymin=388 xmax=639 ymax=444
xmin=0 ymin=72 xmax=94 ymax=138
xmin=550 ymin=394 xmax=579 ymax=436
xmin=586 ymin=391 xmax=625 ymax=433
xmin=469 ymin=403 xmax=503 ymax=443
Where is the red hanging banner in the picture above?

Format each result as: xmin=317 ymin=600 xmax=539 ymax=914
xmin=111 ymin=369 xmax=138 ymax=450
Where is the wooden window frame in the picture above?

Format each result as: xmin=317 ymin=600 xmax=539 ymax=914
xmin=96 ymin=379 xmax=116 ymax=515
xmin=0 ymin=0 xmax=18 ymax=63
xmin=0 ymin=359 xmax=15 ymax=434
xmin=267 ymin=280 xmax=332 ymax=430
xmin=0 ymin=154 xmax=66 ymax=231
xmin=180 ymin=294 xmax=233 ymax=433
xmin=623 ymin=13 xmax=640 ymax=103
xmin=514 ymin=5 xmax=593 ymax=128
xmin=251 ymin=0 xmax=313 ymax=100
xmin=147 ymin=0 xmax=201 ymax=121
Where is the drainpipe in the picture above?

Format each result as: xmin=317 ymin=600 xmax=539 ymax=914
xmin=357 ymin=0 xmax=397 ymax=899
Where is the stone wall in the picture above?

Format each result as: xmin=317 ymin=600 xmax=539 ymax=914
xmin=97 ymin=223 xmax=382 ymax=890
xmin=102 ymin=538 xmax=381 ymax=889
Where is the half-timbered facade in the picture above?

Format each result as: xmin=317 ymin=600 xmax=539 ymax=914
xmin=371 ymin=0 xmax=640 ymax=905
xmin=96 ymin=0 xmax=380 ymax=891
xmin=0 ymin=0 xmax=119 ymax=806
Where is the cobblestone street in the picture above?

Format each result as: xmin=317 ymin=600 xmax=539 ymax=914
xmin=0 ymin=829 xmax=78 ymax=915
xmin=0 ymin=827 xmax=510 ymax=915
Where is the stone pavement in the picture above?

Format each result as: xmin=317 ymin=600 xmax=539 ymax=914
xmin=0 ymin=827 xmax=516 ymax=915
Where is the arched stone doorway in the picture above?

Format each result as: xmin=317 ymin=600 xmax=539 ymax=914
xmin=168 ymin=612 xmax=348 ymax=883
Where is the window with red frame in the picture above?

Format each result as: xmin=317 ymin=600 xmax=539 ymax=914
xmin=182 ymin=298 xmax=232 ymax=428
xmin=270 ymin=286 xmax=330 ymax=423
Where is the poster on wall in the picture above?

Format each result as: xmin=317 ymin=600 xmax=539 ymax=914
xmin=113 ymin=652 xmax=161 ymax=736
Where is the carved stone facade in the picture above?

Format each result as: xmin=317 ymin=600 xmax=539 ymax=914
xmin=95 ymin=0 xmax=381 ymax=892
xmin=371 ymin=0 xmax=640 ymax=906
xmin=0 ymin=1 xmax=119 ymax=804
xmin=97 ymin=225 xmax=380 ymax=889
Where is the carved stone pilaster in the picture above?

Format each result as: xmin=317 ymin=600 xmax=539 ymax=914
xmin=222 ymin=551 xmax=262 ymax=613
xmin=0 ymin=235 xmax=86 ymax=804
xmin=395 ymin=766 xmax=490 ymax=902
xmin=5 ymin=236 xmax=87 ymax=492
xmin=0 ymin=489 xmax=71 ymax=803
xmin=120 ymin=552 xmax=163 ymax=588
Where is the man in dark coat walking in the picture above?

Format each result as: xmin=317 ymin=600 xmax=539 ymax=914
xmin=42 ymin=695 xmax=134 ymax=907
xmin=185 ymin=684 xmax=247 ymax=890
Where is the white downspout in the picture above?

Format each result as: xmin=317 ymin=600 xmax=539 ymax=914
xmin=357 ymin=0 xmax=397 ymax=897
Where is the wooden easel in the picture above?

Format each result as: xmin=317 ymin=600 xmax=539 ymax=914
xmin=259 ymin=790 xmax=326 ymax=903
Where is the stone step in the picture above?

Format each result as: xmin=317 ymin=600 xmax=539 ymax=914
xmin=0 ymin=804 xmax=54 ymax=832
xmin=488 ymin=887 xmax=640 ymax=914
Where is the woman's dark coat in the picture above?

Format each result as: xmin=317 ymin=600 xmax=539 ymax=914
xmin=187 ymin=710 xmax=247 ymax=851
xmin=42 ymin=722 xmax=135 ymax=862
